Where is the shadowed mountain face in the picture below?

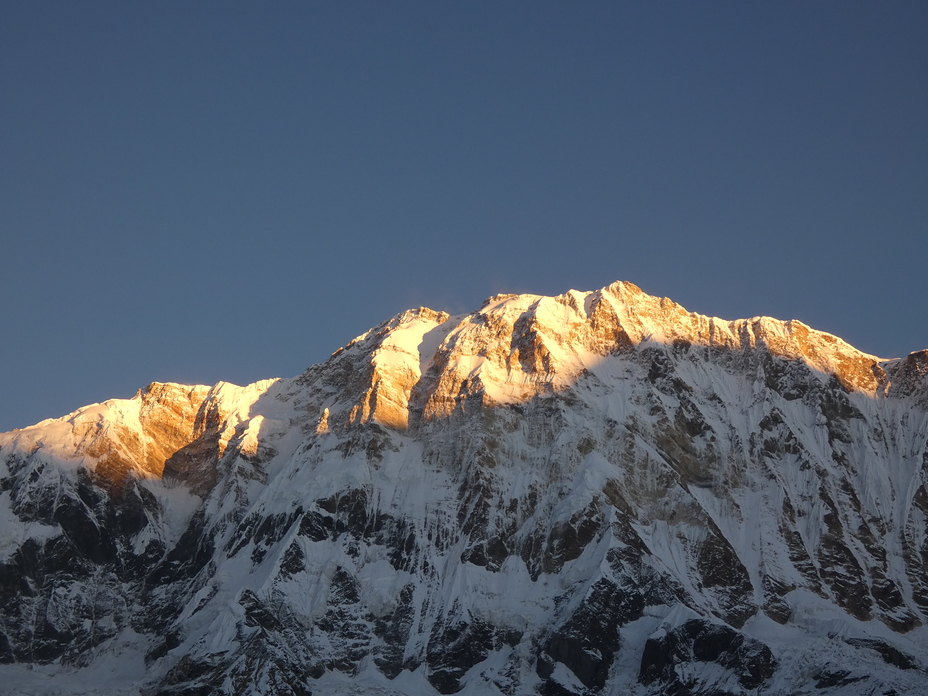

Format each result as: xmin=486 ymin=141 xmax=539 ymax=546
xmin=2 ymin=280 xmax=927 ymax=696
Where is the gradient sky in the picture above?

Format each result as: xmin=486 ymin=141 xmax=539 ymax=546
xmin=2 ymin=2 xmax=926 ymax=432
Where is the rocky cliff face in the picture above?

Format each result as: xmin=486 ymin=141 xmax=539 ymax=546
xmin=2 ymin=280 xmax=927 ymax=695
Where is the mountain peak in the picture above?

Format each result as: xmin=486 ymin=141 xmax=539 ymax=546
xmin=2 ymin=281 xmax=927 ymax=696
xmin=355 ymin=282 xmax=889 ymax=420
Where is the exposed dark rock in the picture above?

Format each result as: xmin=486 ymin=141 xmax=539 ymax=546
xmin=812 ymin=667 xmax=867 ymax=689
xmin=845 ymin=638 xmax=919 ymax=671
xmin=316 ymin=488 xmax=372 ymax=538
xmin=152 ymin=654 xmax=229 ymax=696
xmin=542 ymin=500 xmax=604 ymax=575
xmin=239 ymin=589 xmax=283 ymax=631
xmin=639 ymin=619 xmax=776 ymax=692
xmin=313 ymin=567 xmax=370 ymax=674
xmin=695 ymin=521 xmax=756 ymax=628
xmin=279 ymin=541 xmax=305 ymax=576
xmin=762 ymin=576 xmax=793 ymax=624
xmin=147 ymin=510 xmax=214 ymax=587
xmin=538 ymin=577 xmax=645 ymax=692
xmin=373 ymin=583 xmax=417 ymax=679
xmin=427 ymin=615 xmax=521 ymax=694
xmin=297 ymin=510 xmax=335 ymax=542
xmin=0 ymin=631 xmax=14 ymax=664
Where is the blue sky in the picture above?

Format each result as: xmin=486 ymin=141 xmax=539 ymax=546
xmin=2 ymin=2 xmax=926 ymax=431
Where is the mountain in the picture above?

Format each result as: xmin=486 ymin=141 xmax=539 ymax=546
xmin=2 ymin=280 xmax=927 ymax=695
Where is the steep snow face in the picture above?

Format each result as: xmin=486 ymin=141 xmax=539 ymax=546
xmin=1 ymin=280 xmax=928 ymax=696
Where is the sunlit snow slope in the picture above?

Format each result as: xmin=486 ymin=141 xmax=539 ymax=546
xmin=2 ymin=281 xmax=928 ymax=696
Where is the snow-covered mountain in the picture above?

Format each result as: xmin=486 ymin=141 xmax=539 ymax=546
xmin=2 ymin=280 xmax=927 ymax=695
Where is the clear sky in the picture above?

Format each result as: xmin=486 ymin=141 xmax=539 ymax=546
xmin=2 ymin=2 xmax=926 ymax=432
